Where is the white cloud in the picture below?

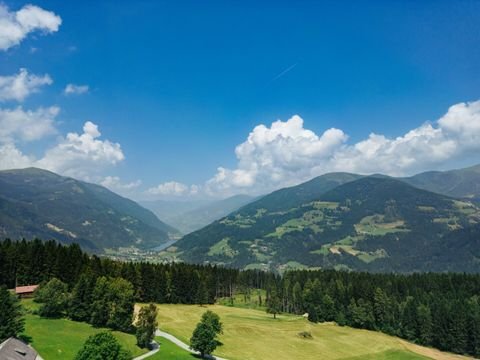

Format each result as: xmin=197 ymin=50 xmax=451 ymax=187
xmin=0 ymin=106 xmax=58 ymax=142
xmin=0 ymin=143 xmax=34 ymax=169
xmin=101 ymin=176 xmax=142 ymax=191
xmin=0 ymin=119 xmax=126 ymax=180
xmin=147 ymin=181 xmax=199 ymax=197
xmin=204 ymin=100 xmax=480 ymax=196
xmin=64 ymin=84 xmax=89 ymax=95
xmin=0 ymin=4 xmax=61 ymax=51
xmin=0 ymin=69 xmax=52 ymax=102
xmin=36 ymin=121 xmax=125 ymax=178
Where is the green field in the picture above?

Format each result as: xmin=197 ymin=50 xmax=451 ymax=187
xmin=20 ymin=299 xmax=470 ymax=360
xmin=148 ymin=337 xmax=197 ymax=359
xmin=153 ymin=304 xmax=463 ymax=360
xmin=21 ymin=300 xmax=147 ymax=359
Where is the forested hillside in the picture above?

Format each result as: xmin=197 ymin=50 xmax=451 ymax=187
xmin=0 ymin=168 xmax=177 ymax=251
xmin=173 ymin=176 xmax=480 ymax=272
xmin=1 ymin=239 xmax=479 ymax=358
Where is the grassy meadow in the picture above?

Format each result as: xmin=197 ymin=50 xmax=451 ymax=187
xmin=21 ymin=299 xmax=147 ymax=360
xmin=153 ymin=303 xmax=470 ymax=360
xmin=20 ymin=298 xmax=472 ymax=360
xmin=148 ymin=337 xmax=198 ymax=359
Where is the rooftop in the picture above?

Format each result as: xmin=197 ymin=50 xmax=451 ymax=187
xmin=0 ymin=338 xmax=38 ymax=360
xmin=14 ymin=285 xmax=39 ymax=294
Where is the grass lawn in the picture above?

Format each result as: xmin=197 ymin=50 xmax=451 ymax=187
xmin=152 ymin=304 xmax=469 ymax=360
xmin=148 ymin=337 xmax=198 ymax=360
xmin=21 ymin=300 xmax=147 ymax=359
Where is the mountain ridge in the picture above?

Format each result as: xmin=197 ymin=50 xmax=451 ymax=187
xmin=171 ymin=171 xmax=480 ymax=273
xmin=0 ymin=167 xmax=177 ymax=251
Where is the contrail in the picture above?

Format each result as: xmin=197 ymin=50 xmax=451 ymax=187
xmin=270 ymin=62 xmax=298 ymax=82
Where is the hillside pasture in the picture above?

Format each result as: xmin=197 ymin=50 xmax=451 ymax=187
xmin=153 ymin=304 xmax=471 ymax=360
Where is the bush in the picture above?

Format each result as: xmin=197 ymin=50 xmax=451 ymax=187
xmin=298 ymin=331 xmax=313 ymax=339
xmin=74 ymin=332 xmax=131 ymax=360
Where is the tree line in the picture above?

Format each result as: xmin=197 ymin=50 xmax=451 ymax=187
xmin=265 ymin=270 xmax=480 ymax=357
xmin=0 ymin=239 xmax=271 ymax=303
xmin=1 ymin=238 xmax=480 ymax=357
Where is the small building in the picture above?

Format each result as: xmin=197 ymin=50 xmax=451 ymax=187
xmin=14 ymin=285 xmax=39 ymax=298
xmin=0 ymin=337 xmax=40 ymax=360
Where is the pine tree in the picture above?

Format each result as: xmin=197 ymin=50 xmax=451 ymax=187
xmin=417 ymin=304 xmax=433 ymax=346
xmin=196 ymin=280 xmax=209 ymax=306
xmin=266 ymin=285 xmax=282 ymax=319
xmin=90 ymin=276 xmax=110 ymax=327
xmin=0 ymin=286 xmax=24 ymax=342
xmin=292 ymin=282 xmax=302 ymax=314
xmin=68 ymin=272 xmax=95 ymax=321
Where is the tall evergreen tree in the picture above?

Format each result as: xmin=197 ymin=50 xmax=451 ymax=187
xmin=0 ymin=286 xmax=24 ymax=342
xmin=68 ymin=272 xmax=95 ymax=321
xmin=417 ymin=304 xmax=433 ymax=346
xmin=90 ymin=276 xmax=110 ymax=328
xmin=196 ymin=280 xmax=209 ymax=306
xmin=266 ymin=285 xmax=282 ymax=319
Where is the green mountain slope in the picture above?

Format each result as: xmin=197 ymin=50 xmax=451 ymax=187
xmin=403 ymin=164 xmax=480 ymax=202
xmin=0 ymin=168 xmax=176 ymax=251
xmin=173 ymin=176 xmax=480 ymax=272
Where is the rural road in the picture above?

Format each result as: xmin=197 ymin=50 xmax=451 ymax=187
xmin=155 ymin=329 xmax=230 ymax=360
xmin=132 ymin=341 xmax=160 ymax=360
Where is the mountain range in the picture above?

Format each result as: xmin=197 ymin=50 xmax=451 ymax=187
xmin=0 ymin=168 xmax=177 ymax=251
xmin=170 ymin=165 xmax=480 ymax=273
xmin=1 ymin=164 xmax=480 ymax=273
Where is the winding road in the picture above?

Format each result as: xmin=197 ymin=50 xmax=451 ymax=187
xmin=133 ymin=329 xmax=229 ymax=360
xmin=155 ymin=330 xmax=229 ymax=360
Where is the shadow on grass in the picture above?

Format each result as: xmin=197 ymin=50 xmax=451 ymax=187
xmin=18 ymin=334 xmax=33 ymax=344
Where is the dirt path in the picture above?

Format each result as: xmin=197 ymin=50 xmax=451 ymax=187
xmin=399 ymin=339 xmax=475 ymax=360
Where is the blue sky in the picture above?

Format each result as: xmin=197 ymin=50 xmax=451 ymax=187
xmin=1 ymin=0 xmax=480 ymax=199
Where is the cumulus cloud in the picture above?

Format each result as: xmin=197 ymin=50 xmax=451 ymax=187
xmin=0 ymin=118 xmax=126 ymax=180
xmin=147 ymin=181 xmax=199 ymax=197
xmin=0 ymin=69 xmax=52 ymax=102
xmin=64 ymin=84 xmax=89 ymax=95
xmin=204 ymin=100 xmax=480 ymax=196
xmin=101 ymin=176 xmax=142 ymax=192
xmin=0 ymin=143 xmax=34 ymax=169
xmin=0 ymin=4 xmax=61 ymax=51
xmin=0 ymin=106 xmax=58 ymax=142
xmin=36 ymin=121 xmax=124 ymax=178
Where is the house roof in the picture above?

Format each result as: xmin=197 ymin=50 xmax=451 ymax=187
xmin=0 ymin=338 xmax=38 ymax=360
xmin=15 ymin=285 xmax=39 ymax=294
